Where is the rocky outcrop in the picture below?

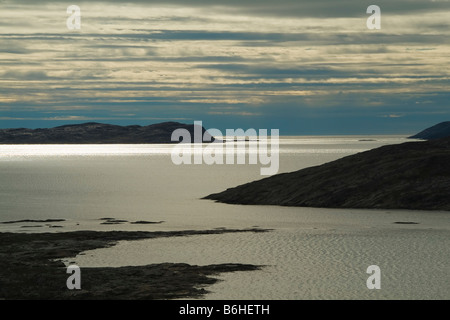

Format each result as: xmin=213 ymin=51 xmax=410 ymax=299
xmin=204 ymin=138 xmax=450 ymax=211
xmin=0 ymin=228 xmax=267 ymax=300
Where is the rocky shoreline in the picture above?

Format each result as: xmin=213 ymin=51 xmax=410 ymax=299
xmin=204 ymin=138 xmax=450 ymax=211
xmin=0 ymin=228 xmax=267 ymax=300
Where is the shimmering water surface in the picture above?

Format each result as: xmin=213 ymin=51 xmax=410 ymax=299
xmin=1 ymin=136 xmax=448 ymax=299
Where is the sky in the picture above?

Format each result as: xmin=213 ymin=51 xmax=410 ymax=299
xmin=0 ymin=0 xmax=449 ymax=134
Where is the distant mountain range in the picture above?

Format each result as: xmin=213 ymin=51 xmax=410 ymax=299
xmin=0 ymin=122 xmax=215 ymax=144
xmin=409 ymin=121 xmax=450 ymax=140
xmin=205 ymin=136 xmax=450 ymax=211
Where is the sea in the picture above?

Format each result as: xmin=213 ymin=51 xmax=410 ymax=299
xmin=0 ymin=136 xmax=449 ymax=300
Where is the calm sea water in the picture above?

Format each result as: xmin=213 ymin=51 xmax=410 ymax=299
xmin=0 ymin=136 xmax=449 ymax=299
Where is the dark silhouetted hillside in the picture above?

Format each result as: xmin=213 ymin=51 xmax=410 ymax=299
xmin=205 ymin=138 xmax=450 ymax=211
xmin=0 ymin=122 xmax=215 ymax=144
xmin=409 ymin=121 xmax=450 ymax=140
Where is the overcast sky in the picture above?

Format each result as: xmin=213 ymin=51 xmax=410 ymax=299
xmin=0 ymin=0 xmax=449 ymax=134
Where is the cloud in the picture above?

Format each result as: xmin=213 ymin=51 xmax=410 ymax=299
xmin=4 ymin=0 xmax=449 ymax=18
xmin=380 ymin=114 xmax=405 ymax=118
xmin=207 ymin=111 xmax=262 ymax=116
xmin=0 ymin=70 xmax=56 ymax=80
xmin=0 ymin=0 xmax=449 ymax=133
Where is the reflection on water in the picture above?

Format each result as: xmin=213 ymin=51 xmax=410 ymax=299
xmin=1 ymin=135 xmax=448 ymax=299
xmin=0 ymin=135 xmax=412 ymax=158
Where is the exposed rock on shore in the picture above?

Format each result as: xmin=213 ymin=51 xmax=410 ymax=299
xmin=0 ymin=228 xmax=267 ymax=299
xmin=204 ymin=138 xmax=450 ymax=211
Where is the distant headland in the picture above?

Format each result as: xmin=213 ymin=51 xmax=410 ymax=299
xmin=409 ymin=121 xmax=450 ymax=140
xmin=0 ymin=122 xmax=215 ymax=144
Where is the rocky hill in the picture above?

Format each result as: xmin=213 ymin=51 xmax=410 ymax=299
xmin=204 ymin=138 xmax=450 ymax=211
xmin=0 ymin=122 xmax=215 ymax=144
xmin=409 ymin=121 xmax=450 ymax=140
